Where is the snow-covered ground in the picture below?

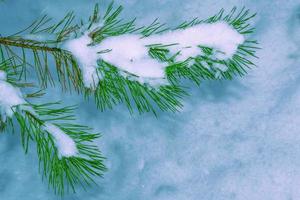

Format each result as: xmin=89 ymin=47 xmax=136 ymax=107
xmin=0 ymin=0 xmax=300 ymax=199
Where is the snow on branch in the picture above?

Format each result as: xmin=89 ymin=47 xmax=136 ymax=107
xmin=145 ymin=21 xmax=244 ymax=60
xmin=0 ymin=70 xmax=25 ymax=118
xmin=63 ymin=35 xmax=102 ymax=88
xmin=64 ymin=21 xmax=244 ymax=87
xmin=43 ymin=123 xmax=78 ymax=158
xmin=0 ymin=71 xmax=78 ymax=158
xmin=0 ymin=70 xmax=6 ymax=80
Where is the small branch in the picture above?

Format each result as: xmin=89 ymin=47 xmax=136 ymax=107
xmin=0 ymin=37 xmax=63 ymax=52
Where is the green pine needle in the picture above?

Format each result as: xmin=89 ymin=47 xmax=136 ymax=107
xmin=0 ymin=1 xmax=259 ymax=196
xmin=0 ymin=3 xmax=259 ymax=115
xmin=11 ymin=103 xmax=106 ymax=196
xmin=0 ymin=60 xmax=106 ymax=195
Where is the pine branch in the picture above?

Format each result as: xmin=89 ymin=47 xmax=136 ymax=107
xmin=0 ymin=36 xmax=83 ymax=91
xmin=0 ymin=11 xmax=83 ymax=91
xmin=85 ymin=61 xmax=187 ymax=115
xmin=0 ymin=2 xmax=260 ymax=196
xmin=0 ymin=2 xmax=259 ymax=116
xmin=164 ymin=7 xmax=259 ymax=83
xmin=12 ymin=103 xmax=106 ymax=195
xmin=85 ymin=4 xmax=259 ymax=114
xmin=0 ymin=60 xmax=106 ymax=195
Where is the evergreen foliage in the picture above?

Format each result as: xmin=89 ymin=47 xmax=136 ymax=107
xmin=0 ymin=2 xmax=258 ymax=195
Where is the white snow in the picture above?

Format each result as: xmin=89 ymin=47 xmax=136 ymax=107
xmin=64 ymin=21 xmax=243 ymax=86
xmin=97 ymin=34 xmax=167 ymax=78
xmin=3 ymin=0 xmax=300 ymax=199
xmin=0 ymin=73 xmax=25 ymax=118
xmin=63 ymin=34 xmax=101 ymax=88
xmin=0 ymin=70 xmax=7 ymax=81
xmin=144 ymin=21 xmax=244 ymax=61
xmin=43 ymin=123 xmax=78 ymax=158
xmin=0 ymin=70 xmax=77 ymax=158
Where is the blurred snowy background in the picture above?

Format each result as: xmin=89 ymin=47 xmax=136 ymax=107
xmin=1 ymin=0 xmax=300 ymax=199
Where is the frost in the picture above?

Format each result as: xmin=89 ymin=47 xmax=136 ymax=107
xmin=43 ymin=123 xmax=78 ymax=158
xmin=64 ymin=21 xmax=243 ymax=86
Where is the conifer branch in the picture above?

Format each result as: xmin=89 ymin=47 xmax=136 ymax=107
xmin=0 ymin=59 xmax=106 ymax=195
xmin=0 ymin=1 xmax=260 ymax=196
xmin=12 ymin=103 xmax=106 ymax=195
xmin=0 ymin=3 xmax=259 ymax=115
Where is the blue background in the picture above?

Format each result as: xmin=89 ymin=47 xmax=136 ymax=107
xmin=0 ymin=0 xmax=300 ymax=199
